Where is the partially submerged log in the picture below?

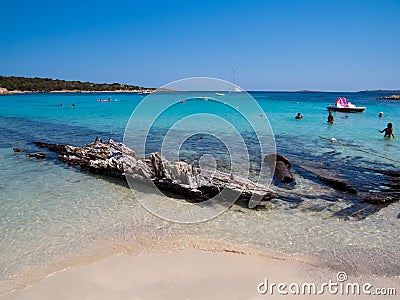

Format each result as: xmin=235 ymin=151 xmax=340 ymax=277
xmin=360 ymin=192 xmax=399 ymax=205
xmin=297 ymin=161 xmax=399 ymax=203
xmin=264 ymin=154 xmax=294 ymax=183
xmin=33 ymin=139 xmax=276 ymax=203
xmin=317 ymin=175 xmax=357 ymax=194
xmin=360 ymin=170 xmax=400 ymax=204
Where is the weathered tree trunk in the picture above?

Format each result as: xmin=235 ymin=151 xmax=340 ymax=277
xmin=33 ymin=139 xmax=276 ymax=204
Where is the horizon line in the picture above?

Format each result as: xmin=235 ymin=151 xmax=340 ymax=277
xmin=1 ymin=74 xmax=399 ymax=94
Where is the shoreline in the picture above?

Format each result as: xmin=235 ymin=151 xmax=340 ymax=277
xmin=0 ymin=89 xmax=154 ymax=95
xmin=0 ymin=235 xmax=311 ymax=297
xmin=1 ymin=233 xmax=399 ymax=299
xmin=2 ymin=90 xmax=400 ymax=96
xmin=2 ymin=247 xmax=399 ymax=299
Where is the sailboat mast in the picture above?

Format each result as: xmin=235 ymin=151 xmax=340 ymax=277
xmin=231 ymin=50 xmax=237 ymax=92
xmin=232 ymin=51 xmax=236 ymax=85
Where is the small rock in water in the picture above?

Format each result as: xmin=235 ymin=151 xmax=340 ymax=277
xmin=377 ymin=95 xmax=400 ymax=100
xmin=264 ymin=153 xmax=294 ymax=183
xmin=26 ymin=153 xmax=47 ymax=159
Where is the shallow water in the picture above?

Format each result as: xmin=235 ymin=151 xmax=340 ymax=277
xmin=0 ymin=92 xmax=399 ymax=294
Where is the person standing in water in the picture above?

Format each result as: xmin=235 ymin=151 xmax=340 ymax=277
xmin=379 ymin=122 xmax=396 ymax=139
xmin=327 ymin=110 xmax=334 ymax=124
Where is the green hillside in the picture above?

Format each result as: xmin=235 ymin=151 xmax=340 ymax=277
xmin=0 ymin=75 xmax=146 ymax=92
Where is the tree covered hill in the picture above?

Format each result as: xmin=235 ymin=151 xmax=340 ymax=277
xmin=0 ymin=75 xmax=148 ymax=92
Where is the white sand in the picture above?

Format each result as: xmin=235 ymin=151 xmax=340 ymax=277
xmin=2 ymin=250 xmax=399 ymax=300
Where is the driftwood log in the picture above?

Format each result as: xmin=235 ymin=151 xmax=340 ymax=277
xmin=264 ymin=154 xmax=294 ymax=183
xmin=316 ymin=175 xmax=357 ymax=194
xmin=33 ymin=139 xmax=276 ymax=204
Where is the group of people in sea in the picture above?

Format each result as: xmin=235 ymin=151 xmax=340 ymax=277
xmin=294 ymin=110 xmax=396 ymax=139
xmin=59 ymin=97 xmax=113 ymax=108
xmin=59 ymin=103 xmax=75 ymax=108
xmin=98 ymin=97 xmax=112 ymax=102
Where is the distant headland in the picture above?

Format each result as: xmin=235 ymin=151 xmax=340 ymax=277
xmin=294 ymin=90 xmax=323 ymax=93
xmin=0 ymin=75 xmax=154 ymax=95
xmin=356 ymin=89 xmax=400 ymax=93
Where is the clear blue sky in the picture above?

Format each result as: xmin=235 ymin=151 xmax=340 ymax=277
xmin=1 ymin=0 xmax=399 ymax=91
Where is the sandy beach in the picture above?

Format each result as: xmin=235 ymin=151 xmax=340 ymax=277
xmin=2 ymin=249 xmax=398 ymax=300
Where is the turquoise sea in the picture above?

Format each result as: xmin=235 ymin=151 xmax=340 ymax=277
xmin=0 ymin=91 xmax=399 ymax=294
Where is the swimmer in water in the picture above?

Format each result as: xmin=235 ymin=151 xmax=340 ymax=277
xmin=379 ymin=122 xmax=396 ymax=139
xmin=327 ymin=110 xmax=334 ymax=124
xmin=295 ymin=112 xmax=303 ymax=119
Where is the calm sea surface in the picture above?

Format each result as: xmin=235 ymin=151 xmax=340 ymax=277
xmin=0 ymin=91 xmax=399 ymax=294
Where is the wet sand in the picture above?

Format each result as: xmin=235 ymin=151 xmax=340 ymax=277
xmin=2 ymin=249 xmax=398 ymax=300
